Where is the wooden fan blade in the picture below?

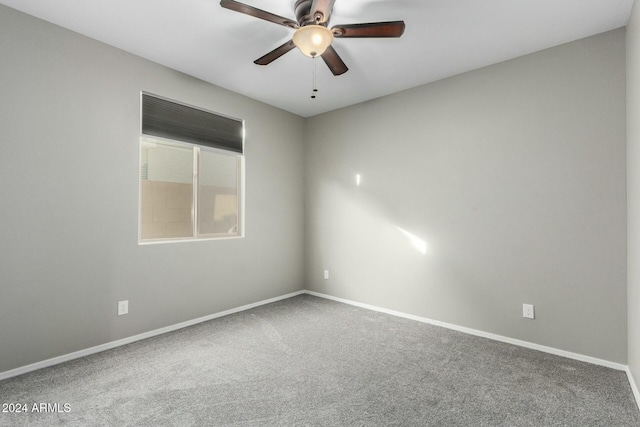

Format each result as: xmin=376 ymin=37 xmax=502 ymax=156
xmin=309 ymin=0 xmax=336 ymax=24
xmin=321 ymin=45 xmax=348 ymax=76
xmin=331 ymin=21 xmax=405 ymax=38
xmin=220 ymin=0 xmax=298 ymax=29
xmin=254 ymin=40 xmax=297 ymax=65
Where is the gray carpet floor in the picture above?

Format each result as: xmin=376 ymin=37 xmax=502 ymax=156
xmin=0 ymin=294 xmax=638 ymax=426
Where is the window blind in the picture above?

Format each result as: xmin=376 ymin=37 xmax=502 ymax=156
xmin=142 ymin=93 xmax=243 ymax=154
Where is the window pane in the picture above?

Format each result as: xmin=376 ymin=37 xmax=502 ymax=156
xmin=198 ymin=149 xmax=239 ymax=236
xmin=140 ymin=138 xmax=194 ymax=240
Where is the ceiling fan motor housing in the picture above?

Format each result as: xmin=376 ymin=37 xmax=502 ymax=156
xmin=295 ymin=0 xmax=330 ymax=26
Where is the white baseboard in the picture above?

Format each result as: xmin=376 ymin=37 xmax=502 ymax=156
xmin=1 ymin=287 xmax=636 ymax=414
xmin=626 ymin=367 xmax=640 ymax=411
xmin=0 ymin=290 xmax=305 ymax=381
xmin=304 ymin=290 xmax=627 ymax=372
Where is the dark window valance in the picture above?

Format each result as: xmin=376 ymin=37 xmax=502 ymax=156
xmin=142 ymin=93 xmax=243 ymax=154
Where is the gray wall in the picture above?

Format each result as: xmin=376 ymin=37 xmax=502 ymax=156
xmin=305 ymin=29 xmax=627 ymax=363
xmin=0 ymin=5 xmax=305 ymax=373
xmin=628 ymin=0 xmax=640 ymax=386
xmin=0 ymin=3 xmax=630 ymax=374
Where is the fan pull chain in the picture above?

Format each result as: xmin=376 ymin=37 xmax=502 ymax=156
xmin=311 ymin=57 xmax=319 ymax=99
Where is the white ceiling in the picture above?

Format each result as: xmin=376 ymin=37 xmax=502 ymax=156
xmin=0 ymin=0 xmax=634 ymax=117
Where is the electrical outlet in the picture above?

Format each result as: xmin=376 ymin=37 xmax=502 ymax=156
xmin=323 ymin=270 xmax=329 ymax=280
xmin=523 ymin=303 xmax=534 ymax=319
xmin=118 ymin=300 xmax=129 ymax=316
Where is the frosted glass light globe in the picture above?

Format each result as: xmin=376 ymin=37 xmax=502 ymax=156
xmin=292 ymin=25 xmax=334 ymax=58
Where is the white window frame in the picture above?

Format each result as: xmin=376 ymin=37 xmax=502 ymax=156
xmin=138 ymin=95 xmax=245 ymax=244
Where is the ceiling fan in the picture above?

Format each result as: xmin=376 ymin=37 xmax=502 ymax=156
xmin=220 ymin=0 xmax=405 ymax=76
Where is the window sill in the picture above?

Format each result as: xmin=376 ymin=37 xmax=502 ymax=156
xmin=138 ymin=235 xmax=244 ymax=245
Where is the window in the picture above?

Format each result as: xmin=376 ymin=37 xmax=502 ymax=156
xmin=139 ymin=94 xmax=244 ymax=242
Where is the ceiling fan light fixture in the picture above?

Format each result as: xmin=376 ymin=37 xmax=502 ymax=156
xmin=292 ymin=25 xmax=333 ymax=58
